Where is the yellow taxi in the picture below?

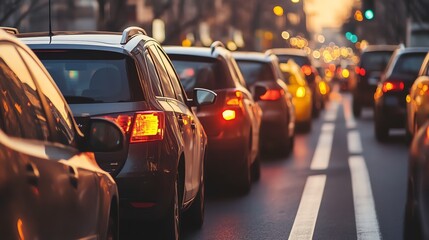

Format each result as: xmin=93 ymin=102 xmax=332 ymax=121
xmin=280 ymin=59 xmax=313 ymax=131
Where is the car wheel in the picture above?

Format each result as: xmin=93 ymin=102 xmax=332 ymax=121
xmin=404 ymin=177 xmax=422 ymax=239
xmin=374 ymin=113 xmax=388 ymax=142
xmin=185 ymin=172 xmax=205 ymax=229
xmin=106 ymin=208 xmax=118 ymax=240
xmin=160 ymin=176 xmax=180 ymax=240
xmin=251 ymin=153 xmax=261 ymax=181
xmin=352 ymin=99 xmax=362 ymax=118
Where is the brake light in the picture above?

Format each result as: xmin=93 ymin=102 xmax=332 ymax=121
xmin=319 ymin=82 xmax=327 ymax=95
xmin=356 ymin=67 xmax=366 ymax=76
xmin=260 ymin=89 xmax=284 ymax=101
xmin=226 ymin=91 xmax=243 ymax=106
xmin=222 ymin=110 xmax=236 ymax=121
xmin=103 ymin=111 xmax=165 ymax=143
xmin=301 ymin=65 xmax=312 ymax=76
xmin=355 ymin=67 xmax=360 ymax=74
xmin=382 ymin=81 xmax=404 ymax=93
xmin=296 ymin=86 xmax=306 ymax=98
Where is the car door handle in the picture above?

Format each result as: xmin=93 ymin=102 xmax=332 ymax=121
xmin=67 ymin=166 xmax=79 ymax=188
xmin=25 ymin=162 xmax=40 ymax=186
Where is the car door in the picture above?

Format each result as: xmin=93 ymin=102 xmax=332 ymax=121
xmin=148 ymin=45 xmax=197 ymax=199
xmin=155 ymin=45 xmax=202 ymax=198
xmin=16 ymin=45 xmax=100 ymax=238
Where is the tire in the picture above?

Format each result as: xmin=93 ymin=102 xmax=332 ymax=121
xmin=251 ymin=154 xmax=261 ymax=181
xmin=185 ymin=174 xmax=205 ymax=229
xmin=352 ymin=99 xmax=362 ymax=118
xmin=106 ymin=208 xmax=118 ymax=240
xmin=374 ymin=113 xmax=388 ymax=142
xmin=160 ymin=176 xmax=180 ymax=240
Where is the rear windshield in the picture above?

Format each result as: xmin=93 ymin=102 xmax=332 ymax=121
xmin=391 ymin=52 xmax=427 ymax=76
xmin=236 ymin=61 xmax=275 ymax=85
xmin=360 ymin=51 xmax=393 ymax=72
xmin=276 ymin=55 xmax=310 ymax=67
xmin=169 ymin=55 xmax=233 ymax=94
xmin=35 ymin=50 xmax=142 ymax=104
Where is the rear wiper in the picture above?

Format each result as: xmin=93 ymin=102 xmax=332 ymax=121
xmin=64 ymin=96 xmax=103 ymax=103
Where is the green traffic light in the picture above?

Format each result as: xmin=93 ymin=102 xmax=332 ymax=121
xmin=364 ymin=9 xmax=374 ymax=20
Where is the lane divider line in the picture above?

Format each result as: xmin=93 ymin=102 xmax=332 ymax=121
xmin=288 ymin=175 xmax=327 ymax=240
xmin=342 ymin=95 xmax=357 ymax=129
xmin=349 ymin=156 xmax=381 ymax=240
xmin=324 ymin=101 xmax=339 ymax=121
xmin=347 ymin=130 xmax=362 ymax=154
xmin=310 ymin=123 xmax=335 ymax=170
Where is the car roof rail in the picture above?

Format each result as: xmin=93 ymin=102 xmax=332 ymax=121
xmin=210 ymin=41 xmax=225 ymax=53
xmin=120 ymin=26 xmax=147 ymax=45
xmin=0 ymin=27 xmax=19 ymax=35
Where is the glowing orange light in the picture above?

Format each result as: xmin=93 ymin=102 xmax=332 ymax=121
xmin=17 ymin=218 xmax=25 ymax=240
xmin=296 ymin=86 xmax=306 ymax=98
xmin=301 ymin=65 xmax=312 ymax=76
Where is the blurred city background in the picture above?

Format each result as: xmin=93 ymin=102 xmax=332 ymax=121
xmin=1 ymin=0 xmax=428 ymax=55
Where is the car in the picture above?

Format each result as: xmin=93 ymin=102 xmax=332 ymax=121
xmin=20 ymin=27 xmax=216 ymax=238
xmin=0 ymin=29 xmax=124 ymax=239
xmin=373 ymin=47 xmax=429 ymax=141
xmin=352 ymin=45 xmax=398 ymax=117
xmin=267 ymin=48 xmax=324 ymax=118
xmin=406 ymin=52 xmax=429 ymax=139
xmin=165 ymin=42 xmax=264 ymax=192
xmin=233 ymin=51 xmax=295 ymax=156
xmin=404 ymin=120 xmax=429 ymax=239
xmin=279 ymin=59 xmax=313 ymax=132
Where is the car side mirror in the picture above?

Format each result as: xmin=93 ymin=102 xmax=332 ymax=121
xmin=253 ymin=85 xmax=267 ymax=101
xmin=84 ymin=118 xmax=125 ymax=152
xmin=191 ymin=88 xmax=217 ymax=106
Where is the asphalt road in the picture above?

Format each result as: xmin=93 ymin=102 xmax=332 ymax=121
xmin=183 ymin=91 xmax=409 ymax=240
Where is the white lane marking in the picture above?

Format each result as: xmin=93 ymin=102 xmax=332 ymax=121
xmin=288 ymin=175 xmax=327 ymax=240
xmin=324 ymin=101 xmax=339 ymax=121
xmin=349 ymin=156 xmax=381 ymax=240
xmin=343 ymin=98 xmax=357 ymax=129
xmin=310 ymin=123 xmax=335 ymax=170
xmin=348 ymin=131 xmax=362 ymax=154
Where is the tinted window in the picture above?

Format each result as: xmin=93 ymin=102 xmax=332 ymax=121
xmin=392 ymin=52 xmax=427 ymax=76
xmin=35 ymin=50 xmax=142 ymax=103
xmin=360 ymin=51 xmax=394 ymax=72
xmin=142 ymin=49 xmax=163 ymax=96
xmin=277 ymin=55 xmax=310 ymax=67
xmin=18 ymin=47 xmax=75 ymax=145
xmin=236 ymin=61 xmax=276 ymax=85
xmin=148 ymin=46 xmax=176 ymax=99
xmin=169 ymin=55 xmax=233 ymax=96
xmin=0 ymin=44 xmax=49 ymax=140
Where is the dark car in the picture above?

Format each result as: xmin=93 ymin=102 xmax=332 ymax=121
xmin=404 ymin=120 xmax=429 ymax=239
xmin=267 ymin=48 xmax=324 ymax=117
xmin=165 ymin=43 xmax=264 ymax=193
xmin=352 ymin=45 xmax=398 ymax=117
xmin=0 ymin=29 xmax=123 ymax=239
xmin=233 ymin=51 xmax=295 ymax=155
xmin=20 ymin=27 xmax=216 ymax=238
xmin=373 ymin=47 xmax=428 ymax=141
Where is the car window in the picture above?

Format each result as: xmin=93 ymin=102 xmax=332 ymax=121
xmin=277 ymin=55 xmax=310 ymax=67
xmin=169 ymin=55 xmax=233 ymax=97
xmin=391 ymin=52 xmax=427 ymax=77
xmin=0 ymin=44 xmax=49 ymax=140
xmin=142 ymin=49 xmax=163 ymax=97
xmin=17 ymin=47 xmax=75 ymax=145
xmin=236 ymin=60 xmax=276 ymax=86
xmin=148 ymin=46 xmax=176 ymax=99
xmin=230 ymin=57 xmax=247 ymax=88
xmin=360 ymin=51 xmax=393 ymax=72
xmin=35 ymin=50 xmax=141 ymax=103
xmin=155 ymin=46 xmax=186 ymax=102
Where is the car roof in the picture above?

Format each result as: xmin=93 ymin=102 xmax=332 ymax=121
xmin=164 ymin=45 xmax=231 ymax=59
xmin=267 ymin=48 xmax=308 ymax=57
xmin=232 ymin=51 xmax=275 ymax=63
xmin=361 ymin=45 xmax=398 ymax=53
xmin=394 ymin=47 xmax=429 ymax=54
xmin=18 ymin=29 xmax=154 ymax=54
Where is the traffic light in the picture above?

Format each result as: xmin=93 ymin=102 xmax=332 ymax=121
xmin=362 ymin=0 xmax=375 ymax=20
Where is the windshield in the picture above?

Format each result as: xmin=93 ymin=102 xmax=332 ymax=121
xmin=35 ymin=50 xmax=142 ymax=103
xmin=236 ymin=61 xmax=275 ymax=85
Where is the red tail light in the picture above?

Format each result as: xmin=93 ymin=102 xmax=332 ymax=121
xmin=104 ymin=111 xmax=165 ymax=143
xmin=226 ymin=91 xmax=243 ymax=106
xmin=301 ymin=65 xmax=312 ymax=76
xmin=382 ymin=81 xmax=404 ymax=93
xmin=222 ymin=110 xmax=236 ymax=121
xmin=260 ymin=89 xmax=284 ymax=101
xmin=356 ymin=67 xmax=366 ymax=76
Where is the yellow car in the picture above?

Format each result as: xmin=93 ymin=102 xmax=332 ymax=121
xmin=280 ymin=60 xmax=313 ymax=131
xmin=406 ymin=52 xmax=429 ymax=139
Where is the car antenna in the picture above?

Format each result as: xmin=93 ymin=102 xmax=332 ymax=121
xmin=48 ymin=0 xmax=53 ymax=44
